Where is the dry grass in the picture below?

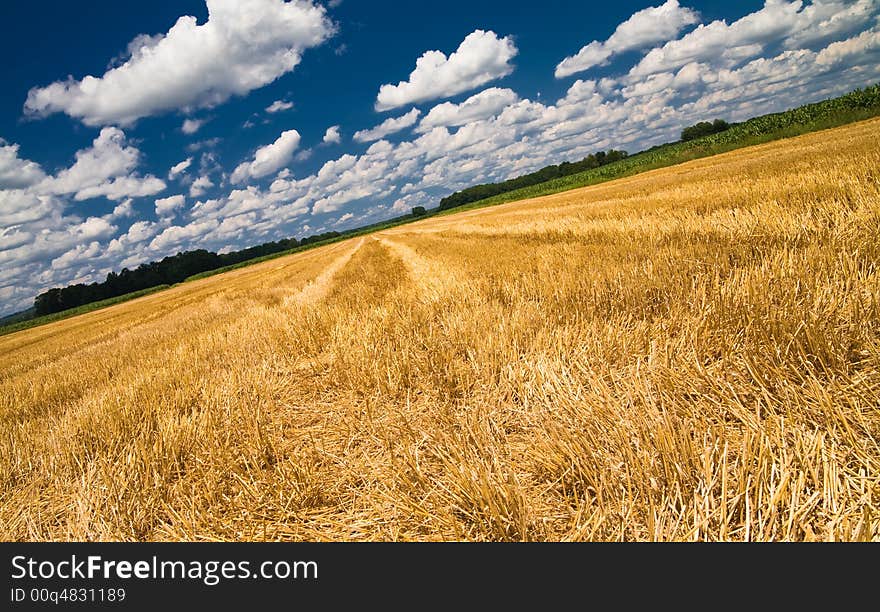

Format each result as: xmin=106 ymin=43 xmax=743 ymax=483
xmin=2 ymin=119 xmax=879 ymax=541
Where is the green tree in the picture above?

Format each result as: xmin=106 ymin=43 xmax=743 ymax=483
xmin=681 ymin=119 xmax=730 ymax=142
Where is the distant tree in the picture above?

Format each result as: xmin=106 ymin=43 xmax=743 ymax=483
xmin=34 ymin=288 xmax=63 ymax=316
xmin=300 ymin=231 xmax=341 ymax=246
xmin=412 ymin=206 xmax=427 ymax=217
xmin=33 ymin=235 xmax=309 ymax=316
xmin=681 ymin=119 xmax=730 ymax=142
xmin=437 ymin=149 xmax=628 ymax=211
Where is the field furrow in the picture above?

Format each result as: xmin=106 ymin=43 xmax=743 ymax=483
xmin=376 ymin=236 xmax=464 ymax=301
xmin=284 ymin=238 xmax=365 ymax=307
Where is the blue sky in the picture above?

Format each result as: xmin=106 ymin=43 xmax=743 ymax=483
xmin=1 ymin=0 xmax=878 ymax=315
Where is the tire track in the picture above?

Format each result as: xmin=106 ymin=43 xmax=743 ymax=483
xmin=376 ymin=235 xmax=462 ymax=301
xmin=283 ymin=238 xmax=366 ymax=307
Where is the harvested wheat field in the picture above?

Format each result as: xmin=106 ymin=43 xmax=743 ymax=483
xmin=2 ymin=119 xmax=879 ymax=542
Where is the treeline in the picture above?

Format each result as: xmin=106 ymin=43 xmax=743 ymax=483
xmin=438 ymin=150 xmax=628 ymax=211
xmin=681 ymin=119 xmax=730 ymax=142
xmin=34 ymin=231 xmax=341 ymax=316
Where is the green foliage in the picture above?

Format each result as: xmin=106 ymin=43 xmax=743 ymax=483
xmin=438 ymin=150 xmax=628 ymax=211
xmin=412 ymin=206 xmax=428 ymax=217
xmin=33 ymin=233 xmax=342 ymax=316
xmin=681 ymin=119 xmax=730 ymax=141
xmin=299 ymin=231 xmax=342 ymax=246
xmin=0 ymin=307 xmax=35 ymax=327
xmin=34 ymin=250 xmax=221 ymax=316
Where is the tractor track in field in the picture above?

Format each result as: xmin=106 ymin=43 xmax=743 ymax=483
xmin=375 ymin=235 xmax=464 ymax=301
xmin=283 ymin=238 xmax=366 ymax=307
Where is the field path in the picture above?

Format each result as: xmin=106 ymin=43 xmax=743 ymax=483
xmin=375 ymin=235 xmax=463 ymax=301
xmin=284 ymin=238 xmax=365 ymax=307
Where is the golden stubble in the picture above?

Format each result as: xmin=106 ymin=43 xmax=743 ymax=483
xmin=1 ymin=119 xmax=879 ymax=541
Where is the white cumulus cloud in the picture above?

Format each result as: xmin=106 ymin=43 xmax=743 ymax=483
xmin=556 ymin=0 xmax=700 ymax=78
xmin=323 ymin=125 xmax=342 ymax=144
xmin=353 ymin=109 xmax=421 ymax=142
xmin=266 ymin=100 xmax=294 ymax=113
xmin=181 ymin=118 xmax=207 ymax=134
xmin=418 ymin=88 xmax=519 ymax=132
xmin=628 ymin=0 xmax=877 ymax=78
xmin=0 ymin=141 xmax=46 ymax=189
xmin=190 ymin=175 xmax=215 ymax=197
xmin=24 ymin=0 xmax=335 ymax=126
xmin=168 ymin=158 xmax=193 ymax=180
xmin=785 ymin=0 xmax=879 ymax=49
xmin=148 ymin=219 xmax=220 ymax=253
xmin=375 ymin=30 xmax=518 ymax=111
xmin=110 ymin=199 xmax=136 ymax=219
xmin=38 ymin=127 xmax=166 ymax=201
xmin=155 ymin=194 xmax=186 ymax=217
xmin=816 ymin=25 xmax=880 ymax=65
xmin=231 ymin=129 xmax=301 ymax=183
xmin=51 ymin=241 xmax=103 ymax=271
